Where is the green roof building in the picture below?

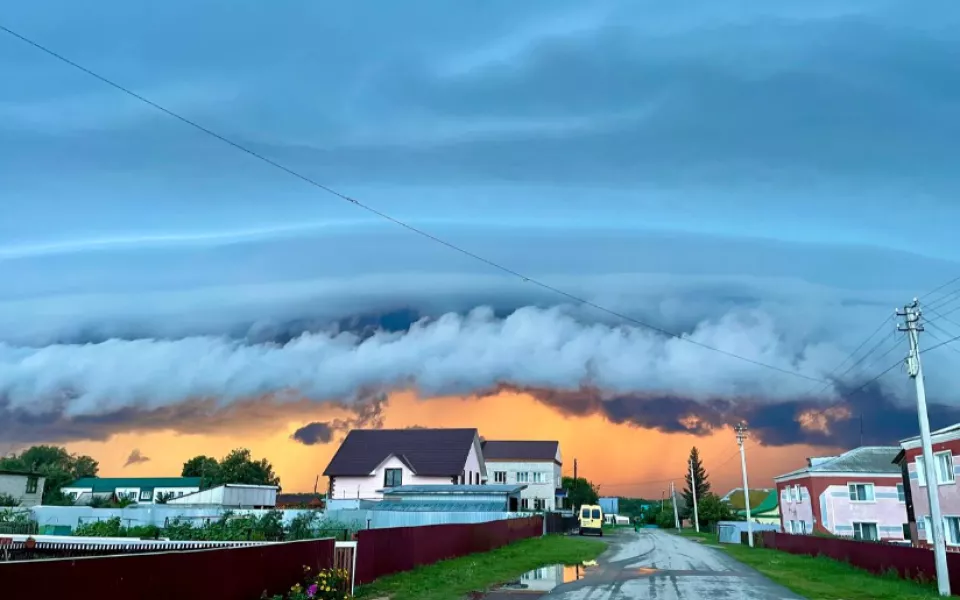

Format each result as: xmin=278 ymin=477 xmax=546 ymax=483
xmin=62 ymin=477 xmax=202 ymax=504
xmin=736 ymin=489 xmax=780 ymax=525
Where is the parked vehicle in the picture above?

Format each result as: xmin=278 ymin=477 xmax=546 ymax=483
xmin=578 ymin=505 xmax=603 ymax=536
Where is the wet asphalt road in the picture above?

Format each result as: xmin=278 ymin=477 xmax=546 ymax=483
xmin=543 ymin=529 xmax=801 ymax=600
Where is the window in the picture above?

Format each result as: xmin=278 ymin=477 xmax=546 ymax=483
xmin=903 ymin=523 xmax=912 ymax=541
xmin=784 ymin=520 xmax=793 ymax=534
xmin=534 ymin=498 xmax=545 ymax=510
xmin=581 ymin=508 xmax=590 ymax=519
xmin=797 ymin=521 xmax=807 ymax=535
xmin=853 ymin=522 xmax=878 ymax=541
xmin=936 ymin=453 xmax=956 ymax=484
xmin=897 ymin=483 xmax=905 ymax=503
xmin=494 ymin=471 xmax=507 ymax=484
xmin=917 ymin=458 xmax=927 ymax=486
xmin=591 ymin=508 xmax=601 ymax=519
xmin=521 ymin=498 xmax=530 ymax=510
xmin=516 ymin=472 xmax=529 ymax=483
xmin=177 ymin=492 xmax=184 ymax=497
xmin=140 ymin=490 xmax=152 ymax=501
xmin=794 ymin=485 xmax=801 ymax=502
xmin=25 ymin=477 xmax=38 ymax=494
xmin=532 ymin=472 xmax=545 ymax=484
xmin=848 ymin=483 xmax=875 ymax=502
xmin=384 ymin=468 xmax=402 ymax=488
xmin=781 ymin=488 xmax=789 ymax=503
xmin=946 ymin=517 xmax=960 ymax=545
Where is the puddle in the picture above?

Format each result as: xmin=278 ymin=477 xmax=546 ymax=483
xmin=495 ymin=563 xmax=595 ymax=592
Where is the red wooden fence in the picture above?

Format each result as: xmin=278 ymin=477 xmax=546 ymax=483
xmin=355 ymin=516 xmax=543 ymax=585
xmin=0 ymin=538 xmax=336 ymax=600
xmin=762 ymin=531 xmax=960 ymax=593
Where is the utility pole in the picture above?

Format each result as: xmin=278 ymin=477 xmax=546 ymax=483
xmin=735 ymin=423 xmax=754 ymax=548
xmin=689 ymin=458 xmax=700 ymax=533
xmin=574 ymin=458 xmax=578 ymax=482
xmin=670 ymin=481 xmax=680 ymax=530
xmin=899 ymin=299 xmax=950 ymax=596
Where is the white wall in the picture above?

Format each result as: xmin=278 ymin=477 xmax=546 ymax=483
xmin=330 ymin=455 xmax=456 ymax=500
xmin=0 ymin=474 xmax=45 ymax=508
xmin=63 ymin=485 xmax=200 ymax=504
xmin=487 ymin=460 xmax=561 ymax=511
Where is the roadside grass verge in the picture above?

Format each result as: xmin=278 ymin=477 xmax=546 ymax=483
xmin=356 ymin=535 xmax=605 ymax=600
xmin=671 ymin=528 xmax=940 ymax=599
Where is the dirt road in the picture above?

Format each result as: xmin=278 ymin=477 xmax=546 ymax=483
xmin=543 ymin=529 xmax=801 ymax=599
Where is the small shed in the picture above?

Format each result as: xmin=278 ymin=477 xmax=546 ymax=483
xmin=166 ymin=484 xmax=278 ymax=508
xmin=716 ymin=520 xmax=781 ymax=544
xmin=376 ymin=484 xmax=527 ymax=512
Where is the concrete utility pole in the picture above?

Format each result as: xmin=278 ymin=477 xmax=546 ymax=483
xmin=670 ymin=481 xmax=680 ymax=530
xmin=689 ymin=458 xmax=700 ymax=533
xmin=735 ymin=423 xmax=754 ymax=548
xmin=899 ymin=299 xmax=951 ymax=596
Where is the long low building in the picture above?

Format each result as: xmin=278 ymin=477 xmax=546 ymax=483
xmin=166 ymin=484 xmax=278 ymax=508
xmin=62 ymin=477 xmax=201 ymax=505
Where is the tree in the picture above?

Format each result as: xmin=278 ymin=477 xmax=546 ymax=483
xmin=655 ymin=507 xmax=676 ymax=529
xmin=562 ymin=476 xmax=599 ymax=509
xmin=0 ymin=445 xmax=99 ymax=504
xmin=696 ymin=493 xmax=732 ymax=528
xmin=182 ymin=449 xmax=280 ymax=489
xmin=681 ymin=447 xmax=710 ymax=518
xmin=181 ymin=455 xmax=220 ymax=489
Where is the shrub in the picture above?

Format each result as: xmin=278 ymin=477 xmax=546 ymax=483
xmin=263 ymin=566 xmax=352 ymax=600
xmin=0 ymin=493 xmax=20 ymax=507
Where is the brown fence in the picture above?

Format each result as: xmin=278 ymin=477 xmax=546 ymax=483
xmin=0 ymin=538 xmax=336 ymax=600
xmin=544 ymin=513 xmax=578 ymax=534
xmin=356 ymin=516 xmax=543 ymax=585
xmin=761 ymin=531 xmax=960 ymax=591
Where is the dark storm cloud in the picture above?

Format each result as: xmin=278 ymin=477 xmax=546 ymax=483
xmin=123 ymin=448 xmax=150 ymax=467
xmin=290 ymin=422 xmax=335 ymax=446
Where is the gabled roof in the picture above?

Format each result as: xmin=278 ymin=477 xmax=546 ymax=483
xmin=724 ymin=489 xmax=770 ymax=511
xmin=900 ymin=423 xmax=960 ymax=445
xmin=481 ymin=440 xmax=560 ymax=462
xmin=65 ymin=477 xmax=202 ymax=492
xmin=774 ymin=446 xmax=901 ymax=480
xmin=737 ymin=490 xmax=778 ymax=516
xmin=323 ymin=428 xmax=479 ymax=477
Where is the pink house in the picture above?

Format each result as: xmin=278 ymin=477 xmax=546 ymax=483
xmin=774 ymin=446 xmax=908 ymax=541
xmin=895 ymin=423 xmax=960 ymax=547
xmin=323 ymin=428 xmax=486 ymax=500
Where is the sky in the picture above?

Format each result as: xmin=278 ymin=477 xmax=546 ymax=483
xmin=2 ymin=1 xmax=960 ymax=497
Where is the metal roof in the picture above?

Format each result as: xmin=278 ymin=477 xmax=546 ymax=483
xmin=775 ymin=446 xmax=901 ymax=478
xmin=367 ymin=501 xmax=508 ymax=512
xmin=65 ymin=477 xmax=202 ymax=492
xmin=323 ymin=428 xmax=478 ymax=477
xmin=736 ymin=490 xmax=778 ymax=516
xmin=380 ymin=484 xmax=525 ymax=495
xmin=482 ymin=440 xmax=559 ymax=462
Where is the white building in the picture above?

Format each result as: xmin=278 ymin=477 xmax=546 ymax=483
xmin=481 ymin=440 xmax=563 ymax=511
xmin=61 ymin=477 xmax=201 ymax=504
xmin=323 ymin=428 xmax=486 ymax=501
xmin=0 ymin=470 xmax=45 ymax=507
xmin=166 ymin=484 xmax=278 ymax=508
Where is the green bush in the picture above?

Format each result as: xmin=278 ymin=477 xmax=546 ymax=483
xmin=0 ymin=493 xmax=20 ymax=507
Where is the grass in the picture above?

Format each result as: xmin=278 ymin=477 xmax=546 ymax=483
xmin=671 ymin=528 xmax=941 ymax=600
xmin=356 ymin=535 xmax=606 ymax=600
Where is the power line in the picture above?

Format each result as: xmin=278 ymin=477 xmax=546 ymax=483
xmin=0 ymin=23 xmax=831 ymax=385
xmin=805 ymin=316 xmax=892 ymax=397
xmin=923 ymin=328 xmax=960 ymax=357
xmin=926 ymin=304 xmax=960 ymax=331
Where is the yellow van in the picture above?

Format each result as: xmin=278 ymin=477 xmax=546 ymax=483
xmin=579 ymin=504 xmax=604 ymax=536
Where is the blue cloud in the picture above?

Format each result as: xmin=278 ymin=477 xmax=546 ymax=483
xmin=2 ymin=1 xmax=960 ymax=443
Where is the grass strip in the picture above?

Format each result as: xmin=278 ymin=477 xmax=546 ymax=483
xmin=357 ymin=534 xmax=605 ymax=600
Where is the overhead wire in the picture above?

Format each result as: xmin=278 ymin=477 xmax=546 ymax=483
xmin=0 ymin=23 xmax=833 ymax=385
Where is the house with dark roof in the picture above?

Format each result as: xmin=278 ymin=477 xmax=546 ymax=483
xmin=61 ymin=477 xmax=202 ymax=505
xmin=481 ymin=440 xmax=562 ymax=511
xmin=323 ymin=428 xmax=486 ymax=500
xmin=773 ymin=446 xmax=907 ymax=541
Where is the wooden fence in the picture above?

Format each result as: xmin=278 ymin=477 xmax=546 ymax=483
xmin=355 ymin=515 xmax=543 ymax=585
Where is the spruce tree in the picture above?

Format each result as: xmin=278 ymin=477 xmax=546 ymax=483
xmin=682 ymin=447 xmax=710 ymax=518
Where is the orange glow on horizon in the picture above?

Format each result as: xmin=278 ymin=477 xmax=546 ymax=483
xmin=66 ymin=391 xmax=837 ymax=499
